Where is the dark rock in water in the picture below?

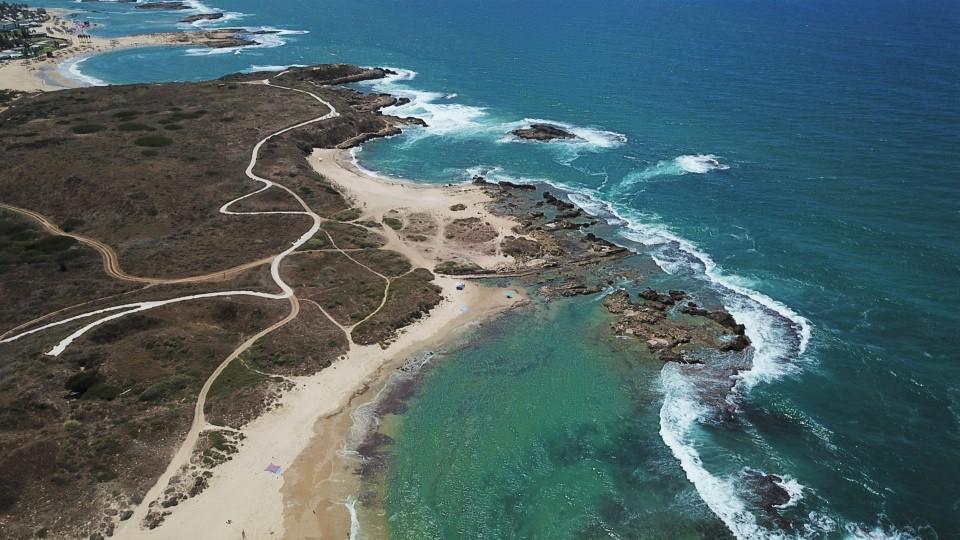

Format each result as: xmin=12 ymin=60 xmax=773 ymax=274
xmin=681 ymin=304 xmax=748 ymax=336
xmin=720 ymin=334 xmax=751 ymax=352
xmin=542 ymin=191 xmax=575 ymax=210
xmin=511 ymin=123 xmax=577 ymax=141
xmin=639 ymin=288 xmax=682 ymax=305
xmin=497 ymin=180 xmax=536 ymax=191
xmin=472 ymin=175 xmax=491 ymax=185
xmin=179 ymin=12 xmax=224 ymax=23
xmin=541 ymin=278 xmax=603 ymax=298
xmin=742 ymin=470 xmax=792 ymax=509
xmin=741 ymin=469 xmax=799 ymax=531
xmin=136 ymin=1 xmax=190 ymax=10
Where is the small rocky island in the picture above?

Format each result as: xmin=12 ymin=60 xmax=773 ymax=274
xmin=511 ymin=123 xmax=577 ymax=141
xmin=136 ymin=1 xmax=191 ymax=10
xmin=179 ymin=13 xmax=225 ymax=23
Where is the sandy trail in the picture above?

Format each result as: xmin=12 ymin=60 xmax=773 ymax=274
xmin=0 ymin=202 xmax=273 ymax=285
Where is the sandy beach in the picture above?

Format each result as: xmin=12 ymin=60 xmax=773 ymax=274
xmin=0 ymin=9 xmax=254 ymax=92
xmin=0 ymin=9 xmax=169 ymax=91
xmin=112 ymin=150 xmax=525 ymax=539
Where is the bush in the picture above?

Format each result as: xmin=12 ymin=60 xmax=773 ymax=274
xmin=65 ymin=370 xmax=101 ymax=396
xmin=34 ymin=235 xmax=76 ymax=253
xmin=83 ymin=382 xmax=121 ymax=401
xmin=163 ymin=124 xmax=183 ymax=131
xmin=112 ymin=110 xmax=140 ymax=120
xmin=134 ymin=135 xmax=173 ymax=147
xmin=71 ymin=123 xmax=104 ymax=134
xmin=382 ymin=217 xmax=403 ymax=230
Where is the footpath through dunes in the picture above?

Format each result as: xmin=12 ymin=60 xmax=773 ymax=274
xmin=0 ymin=64 xmax=506 ymax=540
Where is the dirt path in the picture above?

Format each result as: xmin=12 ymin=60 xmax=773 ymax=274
xmin=0 ymin=202 xmax=273 ymax=285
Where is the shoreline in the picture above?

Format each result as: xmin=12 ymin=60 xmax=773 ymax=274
xmin=0 ymin=8 xmax=256 ymax=92
xmin=114 ymin=148 xmax=527 ymax=539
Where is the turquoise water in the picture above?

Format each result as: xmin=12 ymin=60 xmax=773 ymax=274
xmin=42 ymin=0 xmax=960 ymax=537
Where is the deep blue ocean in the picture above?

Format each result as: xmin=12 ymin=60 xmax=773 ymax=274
xmin=41 ymin=0 xmax=960 ymax=537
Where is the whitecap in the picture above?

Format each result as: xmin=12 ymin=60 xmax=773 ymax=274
xmin=659 ymin=366 xmax=769 ymax=539
xmin=183 ymin=27 xmax=308 ymax=56
xmin=498 ymin=117 xmax=627 ymax=150
xmin=616 ymin=154 xmax=730 ymax=192
xmin=357 ymin=68 xmax=625 ymax=153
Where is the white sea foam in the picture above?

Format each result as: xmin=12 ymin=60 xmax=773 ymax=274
xmin=242 ymin=64 xmax=307 ymax=73
xmin=358 ymin=68 xmax=625 ymax=154
xmin=617 ymin=154 xmax=730 ymax=191
xmin=772 ymin=476 xmax=805 ymax=509
xmin=183 ymin=27 xmax=308 ymax=56
xmin=358 ymin=67 xmax=488 ymax=141
xmin=843 ymin=522 xmax=923 ymax=540
xmin=346 ymin=496 xmax=360 ymax=540
xmin=499 ymin=117 xmax=627 ymax=150
xmin=659 ymin=366 xmax=770 ymax=539
xmin=60 ymin=56 xmax=108 ymax=87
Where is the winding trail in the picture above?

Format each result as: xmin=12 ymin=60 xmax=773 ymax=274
xmin=0 ymin=78 xmax=357 ymax=533
xmin=0 ymin=202 xmax=272 ymax=285
xmin=0 ymin=79 xmax=337 ymax=354
xmin=1 ymin=76 xmax=440 ymax=535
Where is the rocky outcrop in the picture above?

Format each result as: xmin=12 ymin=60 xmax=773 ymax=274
xmin=540 ymin=277 xmax=604 ymax=298
xmin=136 ymin=1 xmax=190 ymax=10
xmin=511 ymin=123 xmax=576 ymax=141
xmin=600 ymin=288 xmax=751 ymax=362
xmin=178 ymin=13 xmax=224 ymax=23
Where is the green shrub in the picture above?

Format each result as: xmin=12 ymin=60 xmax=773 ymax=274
xmin=34 ymin=235 xmax=76 ymax=253
xmin=134 ymin=135 xmax=173 ymax=147
xmin=382 ymin=217 xmax=403 ymax=230
xmin=163 ymin=124 xmax=183 ymax=131
xmin=65 ymin=370 xmax=99 ymax=393
xmin=332 ymin=208 xmax=362 ymax=221
xmin=112 ymin=110 xmax=140 ymax=120
xmin=117 ymin=122 xmax=156 ymax=132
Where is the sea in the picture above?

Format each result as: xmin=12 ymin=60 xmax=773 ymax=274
xmin=38 ymin=0 xmax=960 ymax=538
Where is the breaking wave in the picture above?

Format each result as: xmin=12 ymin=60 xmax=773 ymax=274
xmin=616 ymin=154 xmax=730 ymax=191
xmin=183 ymin=27 xmax=309 ymax=56
xmin=357 ymin=68 xmax=625 ymax=153
xmin=60 ymin=56 xmax=108 ymax=87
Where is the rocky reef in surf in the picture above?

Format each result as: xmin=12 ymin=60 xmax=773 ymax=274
xmin=601 ymin=288 xmax=750 ymax=363
xmin=511 ymin=122 xmax=577 ymax=141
